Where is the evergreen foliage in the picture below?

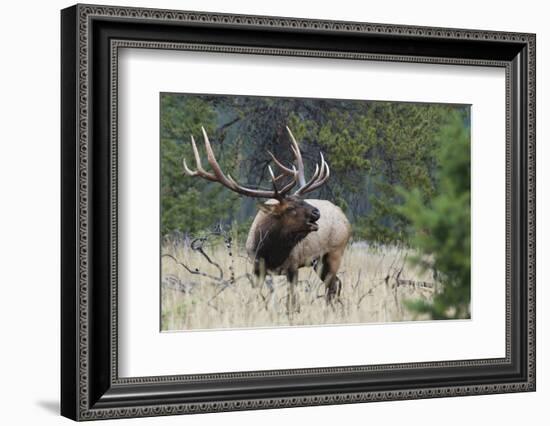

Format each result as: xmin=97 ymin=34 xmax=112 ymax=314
xmin=160 ymin=94 xmax=464 ymax=243
xmin=399 ymin=112 xmax=471 ymax=319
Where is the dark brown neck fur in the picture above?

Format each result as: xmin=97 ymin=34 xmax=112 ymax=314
xmin=252 ymin=218 xmax=310 ymax=271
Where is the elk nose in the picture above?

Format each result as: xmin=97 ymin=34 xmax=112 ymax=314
xmin=311 ymin=208 xmax=320 ymax=221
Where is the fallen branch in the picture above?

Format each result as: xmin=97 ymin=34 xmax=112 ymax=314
xmin=191 ymin=237 xmax=223 ymax=280
xmin=161 ymin=253 xmax=222 ymax=282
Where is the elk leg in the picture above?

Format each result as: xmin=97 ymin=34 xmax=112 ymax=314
xmin=318 ymin=252 xmax=343 ymax=303
xmin=286 ymin=269 xmax=299 ymax=316
xmin=253 ymin=258 xmax=267 ymax=288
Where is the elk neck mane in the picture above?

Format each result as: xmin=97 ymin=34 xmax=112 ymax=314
xmin=251 ymin=214 xmax=311 ymax=271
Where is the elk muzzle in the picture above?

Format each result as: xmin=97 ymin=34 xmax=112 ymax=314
xmin=307 ymin=207 xmax=321 ymax=231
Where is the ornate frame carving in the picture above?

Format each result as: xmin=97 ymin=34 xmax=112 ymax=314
xmin=61 ymin=4 xmax=535 ymax=421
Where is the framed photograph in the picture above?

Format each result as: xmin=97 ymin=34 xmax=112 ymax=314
xmin=61 ymin=4 xmax=536 ymax=421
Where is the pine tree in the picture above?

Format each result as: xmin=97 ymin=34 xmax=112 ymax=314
xmin=399 ymin=111 xmax=471 ymax=319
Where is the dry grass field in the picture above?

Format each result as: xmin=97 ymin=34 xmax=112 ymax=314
xmin=161 ymin=231 xmax=437 ymax=331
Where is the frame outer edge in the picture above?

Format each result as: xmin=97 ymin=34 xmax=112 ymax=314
xmin=67 ymin=4 xmax=536 ymax=420
xmin=61 ymin=4 xmax=80 ymax=422
xmin=77 ymin=2 xmax=90 ymax=420
xmin=527 ymin=33 xmax=535 ymax=390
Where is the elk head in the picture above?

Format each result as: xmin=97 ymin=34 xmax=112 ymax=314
xmin=182 ymin=126 xmax=330 ymax=269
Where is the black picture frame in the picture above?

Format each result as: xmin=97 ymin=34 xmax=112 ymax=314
xmin=61 ymin=4 xmax=536 ymax=421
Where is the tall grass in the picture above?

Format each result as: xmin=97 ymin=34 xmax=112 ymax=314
xmin=161 ymin=236 xmax=437 ymax=331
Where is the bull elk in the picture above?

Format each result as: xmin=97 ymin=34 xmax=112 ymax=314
xmin=183 ymin=126 xmax=351 ymax=310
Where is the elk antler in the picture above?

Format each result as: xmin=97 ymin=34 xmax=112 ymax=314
xmin=183 ymin=127 xmax=299 ymax=199
xmin=284 ymin=127 xmax=331 ymax=196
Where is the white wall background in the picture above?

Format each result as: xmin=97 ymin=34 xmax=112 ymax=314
xmin=0 ymin=0 xmax=546 ymax=424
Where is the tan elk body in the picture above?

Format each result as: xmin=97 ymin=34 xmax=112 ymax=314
xmin=183 ymin=126 xmax=352 ymax=307
xmin=246 ymin=198 xmax=350 ymax=290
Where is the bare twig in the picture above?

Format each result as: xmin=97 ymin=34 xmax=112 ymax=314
xmin=207 ymin=283 xmax=232 ymax=305
xmin=161 ymin=253 xmax=222 ymax=282
xmin=191 ymin=237 xmax=224 ymax=280
xmin=352 ymin=269 xmax=362 ymax=291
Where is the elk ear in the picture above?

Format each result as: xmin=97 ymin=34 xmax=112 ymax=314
xmin=257 ymin=203 xmax=274 ymax=214
xmin=258 ymin=199 xmax=281 ymax=215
